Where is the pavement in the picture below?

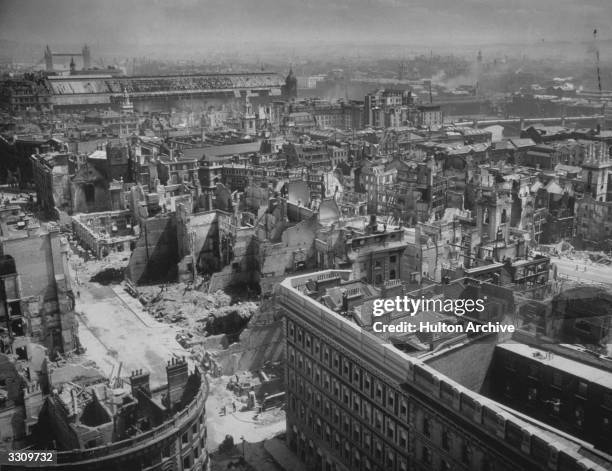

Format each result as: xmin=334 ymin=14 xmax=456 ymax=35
xmin=205 ymin=376 xmax=286 ymax=450
xmin=550 ymin=256 xmax=612 ymax=286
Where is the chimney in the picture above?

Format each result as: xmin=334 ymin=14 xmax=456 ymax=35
xmin=130 ymin=369 xmax=151 ymax=396
xmin=166 ymin=357 xmax=189 ymax=409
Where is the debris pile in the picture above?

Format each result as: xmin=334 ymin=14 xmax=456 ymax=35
xmin=137 ymin=282 xmax=258 ymax=337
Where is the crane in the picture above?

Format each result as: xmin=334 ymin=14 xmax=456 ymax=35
xmin=593 ymin=28 xmax=607 ymax=121
xmin=594 ymin=29 xmax=602 ymax=96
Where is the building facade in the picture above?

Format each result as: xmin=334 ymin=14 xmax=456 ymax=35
xmin=276 ymin=270 xmax=610 ymax=471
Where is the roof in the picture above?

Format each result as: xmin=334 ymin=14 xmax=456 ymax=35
xmin=494 ymin=141 xmax=517 ymax=151
xmin=182 ymin=141 xmax=261 ymax=161
xmin=544 ymin=180 xmax=564 ymax=195
xmin=498 ymin=343 xmax=612 ymax=390
xmin=555 ymin=164 xmax=581 ymax=174
xmin=89 ymin=149 xmax=107 ymax=160
xmin=510 ymin=138 xmax=536 ymax=149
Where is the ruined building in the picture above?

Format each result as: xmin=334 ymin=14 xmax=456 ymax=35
xmin=0 ymin=210 xmax=78 ymax=357
xmin=33 ymin=358 xmax=208 ymax=470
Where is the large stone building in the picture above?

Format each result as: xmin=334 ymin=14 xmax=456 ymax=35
xmin=276 ymin=269 xmax=612 ymax=471
xmin=1 ymin=72 xmax=285 ymax=112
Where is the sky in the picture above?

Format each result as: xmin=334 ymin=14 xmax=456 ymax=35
xmin=1 ymin=0 xmax=611 ymax=54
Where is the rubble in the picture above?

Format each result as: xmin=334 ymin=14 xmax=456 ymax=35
xmin=137 ymin=282 xmax=258 ymax=338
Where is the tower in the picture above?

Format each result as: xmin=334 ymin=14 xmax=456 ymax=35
xmin=241 ymin=96 xmax=256 ymax=135
xmin=582 ymin=142 xmax=612 ymax=202
xmin=82 ymin=44 xmax=91 ymax=70
xmin=282 ymin=66 xmax=298 ymax=100
xmin=121 ymin=87 xmax=134 ymax=114
xmin=44 ymin=45 xmax=53 ymax=71
xmin=476 ymin=190 xmax=513 ymax=245
xmin=69 ymin=57 xmax=76 ymax=74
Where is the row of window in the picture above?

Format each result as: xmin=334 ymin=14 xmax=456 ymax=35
xmin=419 ymin=414 xmax=481 ymax=468
xmin=286 ymin=332 xmax=408 ymax=417
xmin=287 ymin=319 xmax=506 ymax=471
xmin=288 ymin=370 xmax=410 ymax=454
xmin=178 ymin=411 xmax=207 ymax=470
xmin=289 ymin=395 xmax=409 ymax=471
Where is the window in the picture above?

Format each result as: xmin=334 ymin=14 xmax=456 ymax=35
xmin=423 ymin=417 xmax=431 ymax=437
xmin=527 ymin=387 xmax=538 ymax=403
xmin=549 ymin=398 xmax=561 ymax=417
xmin=374 ymin=441 xmax=383 ymax=460
xmin=462 ymin=443 xmax=473 ymax=464
xmin=182 ymin=455 xmax=191 ymax=469
xmin=363 ymin=374 xmax=371 ymax=393
xmin=182 ymin=432 xmax=189 ymax=444
xmin=442 ymin=430 xmax=450 ymax=450
xmin=422 ymin=446 xmax=431 ymax=464
xmin=374 ymin=410 xmax=383 ymax=431
xmin=390 ymin=255 xmax=397 ymax=263
xmin=387 ymin=391 xmax=395 ymax=411
xmin=577 ymin=382 xmax=588 ymax=397
xmin=363 ymin=402 xmax=371 ymax=423
xmin=575 ymin=406 xmax=585 ymax=428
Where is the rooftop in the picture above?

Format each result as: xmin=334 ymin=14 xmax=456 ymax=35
xmin=499 ymin=342 xmax=612 ymax=390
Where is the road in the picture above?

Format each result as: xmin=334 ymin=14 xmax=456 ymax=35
xmin=550 ymin=256 xmax=612 ymax=286
xmin=69 ymin=254 xmax=191 ymax=388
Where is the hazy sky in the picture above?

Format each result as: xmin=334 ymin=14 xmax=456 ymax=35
xmin=1 ymin=0 xmax=611 ymax=52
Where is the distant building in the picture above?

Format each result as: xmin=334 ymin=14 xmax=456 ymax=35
xmin=282 ymin=67 xmax=298 ymax=100
xmin=417 ymin=104 xmax=443 ymax=128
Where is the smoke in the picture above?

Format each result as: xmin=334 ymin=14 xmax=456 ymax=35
xmin=431 ymin=61 xmax=480 ymax=90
